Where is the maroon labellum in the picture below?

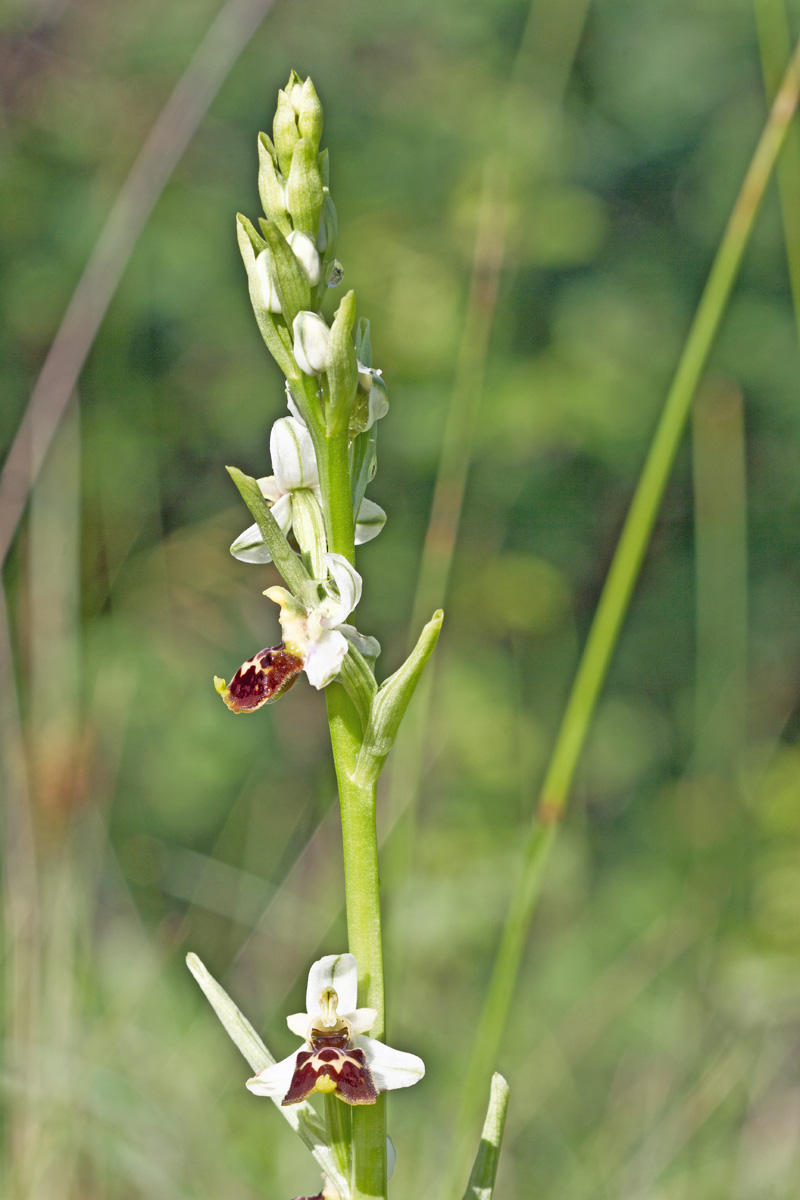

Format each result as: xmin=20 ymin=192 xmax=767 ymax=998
xmin=215 ymin=643 xmax=304 ymax=713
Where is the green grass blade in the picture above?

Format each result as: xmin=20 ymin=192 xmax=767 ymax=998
xmin=446 ymin=33 xmax=800 ymax=1197
xmin=461 ymin=1074 xmax=510 ymax=1200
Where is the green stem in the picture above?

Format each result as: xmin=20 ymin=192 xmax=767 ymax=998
xmin=318 ymin=429 xmax=356 ymax=564
xmin=446 ymin=32 xmax=800 ymax=1199
xmin=326 ymin=684 xmax=387 ymax=1200
xmin=324 ymin=1092 xmax=353 ymax=1186
xmin=753 ymin=0 xmax=800 ymax=342
xmin=320 ymin=371 xmax=385 ymax=1197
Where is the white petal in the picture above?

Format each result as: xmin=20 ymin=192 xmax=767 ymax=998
xmin=285 ymin=384 xmax=307 ymax=426
xmin=304 ymin=628 xmax=348 ymax=688
xmin=288 ymin=230 xmax=322 ymax=286
xmin=270 ymin=493 xmax=294 ymax=534
xmin=258 ymin=475 xmax=282 ymax=503
xmin=230 ymin=523 xmax=273 ymax=564
xmin=346 ymin=1007 xmax=377 ymax=1035
xmin=286 ymin=1012 xmax=310 ymax=1038
xmin=293 ymin=311 xmax=331 ymax=375
xmin=355 ymin=497 xmax=386 ymax=545
xmin=323 ymin=553 xmax=362 ymax=625
xmin=367 ymin=374 xmax=389 ymax=427
xmin=354 ymin=1035 xmax=425 ymax=1092
xmin=270 ymin=416 xmax=319 ymax=493
xmin=305 ymin=954 xmax=358 ymax=1016
xmin=255 ymin=250 xmax=282 ymax=313
xmin=246 ymin=1051 xmax=298 ymax=1098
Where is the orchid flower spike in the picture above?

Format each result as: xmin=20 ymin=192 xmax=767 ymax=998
xmin=231 ymin=418 xmax=385 ymax=564
xmin=247 ymin=953 xmax=424 ymax=1106
xmin=214 ymin=554 xmax=378 ymax=710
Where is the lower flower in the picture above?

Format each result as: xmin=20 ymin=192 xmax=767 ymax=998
xmin=246 ymin=953 xmax=424 ymax=1106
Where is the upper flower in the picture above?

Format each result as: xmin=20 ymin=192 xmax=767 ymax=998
xmin=267 ymin=553 xmax=363 ymax=689
xmin=247 ymin=953 xmax=425 ymax=1106
xmin=231 ymin=417 xmax=385 ymax=564
xmin=215 ymin=554 xmax=377 ymax=710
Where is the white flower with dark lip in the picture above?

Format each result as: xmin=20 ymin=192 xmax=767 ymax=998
xmin=247 ymin=953 xmax=424 ymax=1106
xmin=231 ymin=418 xmax=385 ymax=564
xmin=267 ymin=554 xmax=370 ymax=689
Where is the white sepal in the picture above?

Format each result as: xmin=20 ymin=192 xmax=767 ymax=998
xmin=356 ymin=363 xmax=389 ymax=428
xmin=231 ymin=522 xmax=272 ymax=564
xmin=270 ymin=416 xmax=319 ymax=493
xmin=285 ymin=381 xmax=307 ymax=426
xmin=355 ymin=497 xmax=386 ymax=545
xmin=304 ymin=628 xmax=349 ymax=689
xmin=354 ymin=1035 xmax=426 ymax=1091
xmin=318 ymin=553 xmax=362 ymax=626
xmin=246 ymin=1052 xmax=297 ymax=1098
xmin=306 ymin=953 xmax=358 ymax=1014
xmin=293 ymin=311 xmax=331 ymax=375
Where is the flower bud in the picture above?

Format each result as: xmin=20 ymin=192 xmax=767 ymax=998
xmin=273 ymin=88 xmax=299 ymax=176
xmin=255 ymin=250 xmax=282 ymax=312
xmin=257 ymin=133 xmax=291 ymax=233
xmin=297 ymin=77 xmax=323 ymax=155
xmin=293 ymin=311 xmax=331 ymax=375
xmin=286 ymin=137 xmax=324 ymax=236
xmin=287 ymin=230 xmax=321 ymax=286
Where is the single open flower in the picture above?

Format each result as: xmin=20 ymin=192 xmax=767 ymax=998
xmin=267 ymin=553 xmax=361 ymax=689
xmin=232 ymin=418 xmax=385 ymax=565
xmin=215 ymin=556 xmax=373 ymax=709
xmin=247 ymin=954 xmax=424 ymax=1106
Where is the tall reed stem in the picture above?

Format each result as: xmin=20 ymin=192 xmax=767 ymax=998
xmin=445 ymin=32 xmax=800 ymax=1198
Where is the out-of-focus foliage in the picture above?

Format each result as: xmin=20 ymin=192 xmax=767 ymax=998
xmin=4 ymin=0 xmax=800 ymax=1197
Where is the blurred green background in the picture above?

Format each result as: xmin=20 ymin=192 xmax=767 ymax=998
xmin=4 ymin=0 xmax=800 ymax=1196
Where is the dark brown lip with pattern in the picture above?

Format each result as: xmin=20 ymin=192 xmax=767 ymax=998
xmin=217 ymin=643 xmax=304 ymax=713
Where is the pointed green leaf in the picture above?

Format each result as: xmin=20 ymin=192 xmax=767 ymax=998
xmin=226 ymin=466 xmax=312 ymax=599
xmin=354 ymin=317 xmax=372 ymax=366
xmin=338 ymin=641 xmax=378 ymax=730
xmin=258 ymin=219 xmax=311 ymax=327
xmin=462 ymin=1074 xmax=510 ymax=1200
xmin=351 ymin=609 xmax=443 ymax=786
